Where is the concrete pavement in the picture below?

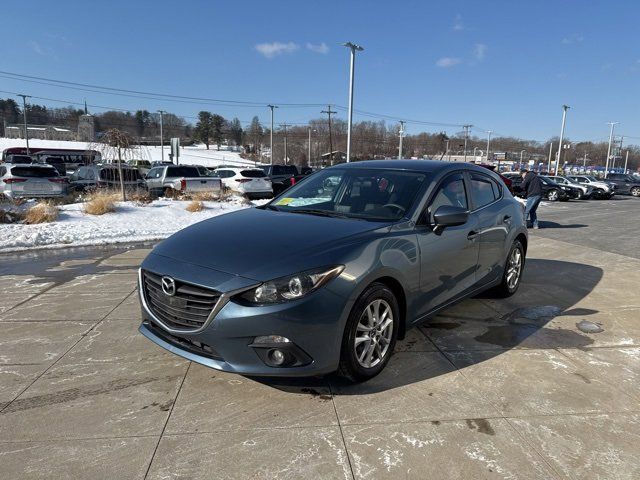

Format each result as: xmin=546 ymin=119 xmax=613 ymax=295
xmin=0 ymin=199 xmax=639 ymax=479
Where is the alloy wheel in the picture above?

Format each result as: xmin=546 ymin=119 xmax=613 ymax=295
xmin=547 ymin=190 xmax=559 ymax=201
xmin=506 ymin=247 xmax=523 ymax=290
xmin=354 ymin=299 xmax=394 ymax=368
xmin=632 ymin=187 xmax=640 ymax=197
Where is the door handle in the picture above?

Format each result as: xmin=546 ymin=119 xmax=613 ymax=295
xmin=467 ymin=230 xmax=479 ymax=240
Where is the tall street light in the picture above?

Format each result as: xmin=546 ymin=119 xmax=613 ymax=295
xmin=520 ymin=150 xmax=526 ymax=164
xmin=342 ymin=42 xmax=363 ymax=163
xmin=18 ymin=94 xmax=31 ymax=154
xmin=158 ymin=110 xmax=165 ymax=162
xmin=485 ymin=130 xmax=492 ymax=163
xmin=267 ymin=104 xmax=278 ymax=165
xmin=555 ymin=105 xmax=569 ymax=175
xmin=605 ymin=122 xmax=619 ymax=178
xmin=398 ymin=121 xmax=405 ymax=159
xmin=307 ymin=127 xmax=316 ymax=167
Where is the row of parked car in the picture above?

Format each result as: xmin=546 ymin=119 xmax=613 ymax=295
xmin=0 ymin=155 xmax=314 ymax=200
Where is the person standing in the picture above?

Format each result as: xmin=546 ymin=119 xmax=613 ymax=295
xmin=520 ymin=169 xmax=542 ymax=229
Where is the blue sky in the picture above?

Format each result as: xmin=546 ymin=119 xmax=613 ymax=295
xmin=1 ymin=0 xmax=639 ymax=142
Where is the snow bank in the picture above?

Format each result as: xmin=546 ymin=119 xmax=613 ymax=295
xmin=0 ymin=196 xmax=267 ymax=253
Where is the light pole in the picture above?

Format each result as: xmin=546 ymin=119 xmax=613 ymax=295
xmin=280 ymin=123 xmax=289 ymax=164
xmin=342 ymin=42 xmax=364 ymax=163
xmin=624 ymin=150 xmax=629 ymax=174
xmin=485 ymin=130 xmax=492 ymax=163
xmin=18 ymin=94 xmax=30 ymax=154
xmin=555 ymin=105 xmax=569 ymax=175
xmin=445 ymin=139 xmax=450 ymax=161
xmin=398 ymin=121 xmax=405 ymax=159
xmin=604 ymin=122 xmax=618 ymax=178
xmin=462 ymin=124 xmax=472 ymax=162
xmin=158 ymin=110 xmax=165 ymax=162
xmin=307 ymin=127 xmax=316 ymax=167
xmin=547 ymin=142 xmax=553 ymax=173
xmin=267 ymin=105 xmax=277 ymax=165
xmin=520 ymin=150 xmax=526 ymax=164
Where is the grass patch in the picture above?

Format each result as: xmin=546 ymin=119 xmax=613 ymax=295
xmin=24 ymin=202 xmax=59 ymax=224
xmin=129 ymin=190 xmax=153 ymax=205
xmin=84 ymin=191 xmax=118 ymax=215
xmin=185 ymin=200 xmax=204 ymax=212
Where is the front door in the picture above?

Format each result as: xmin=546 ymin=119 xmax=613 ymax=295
xmin=415 ymin=172 xmax=479 ymax=318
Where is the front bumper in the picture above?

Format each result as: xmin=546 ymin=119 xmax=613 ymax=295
xmin=138 ymin=264 xmax=350 ymax=377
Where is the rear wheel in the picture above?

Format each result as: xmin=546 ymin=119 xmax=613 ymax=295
xmin=574 ymin=189 xmax=583 ymax=200
xmin=338 ymin=283 xmax=399 ymax=382
xmin=546 ymin=189 xmax=559 ymax=201
xmin=489 ymin=240 xmax=525 ymax=298
xmin=631 ymin=187 xmax=640 ymax=197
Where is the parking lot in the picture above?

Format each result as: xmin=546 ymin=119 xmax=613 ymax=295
xmin=0 ymin=196 xmax=639 ymax=479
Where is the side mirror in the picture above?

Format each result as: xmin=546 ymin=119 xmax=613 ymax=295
xmin=432 ymin=205 xmax=468 ymax=233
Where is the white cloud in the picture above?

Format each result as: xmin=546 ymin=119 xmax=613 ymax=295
xmin=561 ymin=34 xmax=584 ymax=44
xmin=473 ymin=43 xmax=487 ymax=62
xmin=29 ymin=41 xmax=45 ymax=56
xmin=254 ymin=42 xmax=299 ymax=58
xmin=436 ymin=57 xmax=461 ymax=68
xmin=453 ymin=14 xmax=464 ymax=31
xmin=306 ymin=42 xmax=329 ymax=54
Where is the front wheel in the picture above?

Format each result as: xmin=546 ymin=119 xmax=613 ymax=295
xmin=489 ymin=240 xmax=525 ymax=298
xmin=631 ymin=187 xmax=640 ymax=197
xmin=338 ymin=283 xmax=399 ymax=382
xmin=546 ymin=189 xmax=560 ymax=201
xmin=574 ymin=190 xmax=583 ymax=200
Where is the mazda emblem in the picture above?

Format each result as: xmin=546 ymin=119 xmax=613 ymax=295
xmin=161 ymin=276 xmax=176 ymax=296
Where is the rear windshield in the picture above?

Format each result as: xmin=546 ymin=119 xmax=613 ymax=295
xmin=241 ymin=169 xmax=266 ymax=178
xmin=10 ymin=155 xmax=33 ymax=164
xmin=99 ymin=168 xmax=141 ymax=182
xmin=166 ymin=166 xmax=200 ymax=177
xmin=11 ymin=166 xmax=59 ymax=178
xmin=44 ymin=157 xmax=65 ymax=164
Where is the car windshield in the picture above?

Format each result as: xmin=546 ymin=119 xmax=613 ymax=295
xmin=11 ymin=166 xmax=58 ymax=178
xmin=267 ymin=167 xmax=428 ymax=221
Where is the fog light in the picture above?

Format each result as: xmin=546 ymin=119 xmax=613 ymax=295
xmin=269 ymin=349 xmax=286 ymax=365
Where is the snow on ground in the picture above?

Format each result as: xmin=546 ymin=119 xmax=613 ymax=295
xmin=0 ymin=196 xmax=268 ymax=253
xmin=0 ymin=138 xmax=256 ymax=168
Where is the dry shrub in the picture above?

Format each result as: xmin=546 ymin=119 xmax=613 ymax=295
xmin=190 ymin=191 xmax=218 ymax=201
xmin=129 ymin=190 xmax=153 ymax=205
xmin=185 ymin=200 xmax=204 ymax=212
xmin=84 ymin=191 xmax=118 ymax=215
xmin=24 ymin=202 xmax=59 ymax=224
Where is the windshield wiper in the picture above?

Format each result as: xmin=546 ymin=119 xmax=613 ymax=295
xmin=288 ymin=208 xmax=351 ymax=219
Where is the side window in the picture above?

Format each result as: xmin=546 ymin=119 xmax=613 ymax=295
xmin=0 ymin=167 xmax=6 ymax=176
xmin=428 ymin=173 xmax=468 ymax=222
xmin=218 ymin=170 xmax=234 ymax=178
xmin=470 ymin=173 xmax=499 ymax=209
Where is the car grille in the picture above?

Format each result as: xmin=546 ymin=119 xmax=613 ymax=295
xmin=142 ymin=270 xmax=220 ymax=331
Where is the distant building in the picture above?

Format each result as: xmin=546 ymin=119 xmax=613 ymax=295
xmin=4 ymin=124 xmax=76 ymax=141
xmin=77 ymin=114 xmax=95 ymax=142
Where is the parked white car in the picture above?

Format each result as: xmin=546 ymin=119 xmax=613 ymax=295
xmin=547 ymin=175 xmax=593 ymax=199
xmin=211 ymin=167 xmax=273 ymax=199
xmin=566 ymin=175 xmax=615 ymax=199
xmin=0 ymin=163 xmax=69 ymax=199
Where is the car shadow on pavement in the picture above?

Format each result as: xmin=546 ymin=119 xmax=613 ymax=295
xmin=253 ymin=259 xmax=604 ymax=394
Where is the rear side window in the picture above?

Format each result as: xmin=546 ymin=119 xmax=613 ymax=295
xmin=241 ymin=169 xmax=266 ymax=178
xmin=99 ymin=169 xmax=141 ymax=181
xmin=10 ymin=166 xmax=58 ymax=178
xmin=166 ymin=166 xmax=200 ymax=177
xmin=470 ymin=173 xmax=499 ymax=209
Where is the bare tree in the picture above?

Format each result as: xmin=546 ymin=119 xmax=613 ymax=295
xmin=91 ymin=129 xmax=138 ymax=201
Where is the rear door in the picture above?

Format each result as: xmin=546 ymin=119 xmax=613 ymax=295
xmin=467 ymin=172 xmax=509 ymax=286
xmin=415 ymin=172 xmax=480 ymax=316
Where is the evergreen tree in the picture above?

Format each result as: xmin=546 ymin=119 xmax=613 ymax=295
xmin=194 ymin=111 xmax=213 ymax=149
xmin=228 ymin=117 xmax=243 ymax=146
xmin=211 ymin=114 xmax=225 ymax=150
xmin=247 ymin=116 xmax=263 ymax=153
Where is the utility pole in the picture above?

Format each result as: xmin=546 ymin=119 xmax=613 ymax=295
xmin=445 ymin=139 xmax=450 ymax=161
xmin=342 ymin=42 xmax=364 ymax=163
xmin=555 ymin=105 xmax=570 ymax=175
xmin=613 ymin=136 xmax=624 ymax=171
xmin=267 ymin=105 xmax=278 ymax=165
xmin=583 ymin=152 xmax=587 ymax=169
xmin=279 ymin=123 xmax=289 ymax=164
xmin=624 ymin=150 xmax=629 ymax=174
xmin=605 ymin=122 xmax=618 ymax=178
xmin=520 ymin=150 xmax=526 ymax=164
xmin=18 ymin=94 xmax=31 ymax=154
xmin=547 ymin=142 xmax=553 ymax=173
xmin=398 ymin=121 xmax=405 ymax=159
xmin=307 ymin=127 xmax=312 ymax=167
xmin=462 ymin=124 xmax=472 ymax=162
xmin=321 ymin=105 xmax=336 ymax=165
xmin=158 ymin=110 xmax=165 ymax=162
xmin=485 ymin=130 xmax=492 ymax=163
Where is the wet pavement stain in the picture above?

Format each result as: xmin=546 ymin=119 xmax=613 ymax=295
xmin=501 ymin=305 xmax=562 ymax=324
xmin=1 ymin=375 xmax=178 ymax=414
xmin=474 ymin=325 xmax=595 ymax=349
xmin=465 ymin=418 xmax=495 ymax=436
xmin=426 ymin=322 xmax=462 ymax=330
xmin=300 ymin=388 xmax=332 ymax=401
xmin=572 ymin=372 xmax=592 ymax=384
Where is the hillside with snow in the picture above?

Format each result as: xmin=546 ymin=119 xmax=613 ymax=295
xmin=0 ymin=138 xmax=256 ymax=168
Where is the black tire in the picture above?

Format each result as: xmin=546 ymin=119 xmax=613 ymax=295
xmin=574 ymin=190 xmax=583 ymax=200
xmin=546 ymin=189 xmax=560 ymax=201
xmin=593 ymin=188 xmax=605 ymax=199
xmin=489 ymin=240 xmax=525 ymax=298
xmin=631 ymin=187 xmax=640 ymax=197
xmin=338 ymin=283 xmax=399 ymax=382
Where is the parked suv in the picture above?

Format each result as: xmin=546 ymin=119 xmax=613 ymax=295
xmin=259 ymin=164 xmax=306 ymax=194
xmin=605 ymin=173 xmax=640 ymax=197
xmin=547 ymin=175 xmax=592 ymax=199
xmin=211 ymin=167 xmax=273 ymax=199
xmin=566 ymin=175 xmax=614 ymax=199
xmin=144 ymin=165 xmax=221 ymax=197
xmin=70 ymin=164 xmax=145 ymax=192
xmin=0 ymin=164 xmax=69 ymax=199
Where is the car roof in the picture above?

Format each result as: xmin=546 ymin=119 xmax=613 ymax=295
xmin=8 ymin=163 xmax=55 ymax=169
xmin=328 ymin=159 xmax=486 ymax=174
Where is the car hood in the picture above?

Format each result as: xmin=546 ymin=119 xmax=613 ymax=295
xmin=151 ymin=207 xmax=390 ymax=281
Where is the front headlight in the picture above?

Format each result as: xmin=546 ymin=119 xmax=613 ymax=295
xmin=237 ymin=265 xmax=344 ymax=305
